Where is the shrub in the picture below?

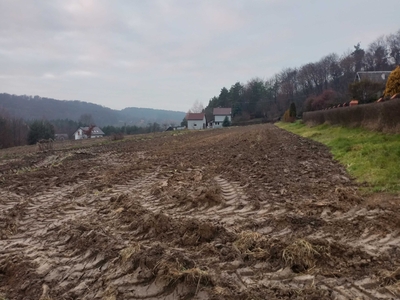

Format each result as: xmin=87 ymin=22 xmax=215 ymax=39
xmin=304 ymin=96 xmax=314 ymax=112
xmin=385 ymin=66 xmax=400 ymax=97
xmin=110 ymin=132 xmax=124 ymax=141
xmin=283 ymin=109 xmax=295 ymax=123
xmin=313 ymin=90 xmax=337 ymax=110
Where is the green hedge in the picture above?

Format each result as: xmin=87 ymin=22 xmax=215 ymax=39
xmin=303 ymin=99 xmax=400 ymax=133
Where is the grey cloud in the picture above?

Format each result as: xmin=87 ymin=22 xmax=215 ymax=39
xmin=0 ymin=0 xmax=399 ymax=111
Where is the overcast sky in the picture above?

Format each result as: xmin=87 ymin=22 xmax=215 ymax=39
xmin=0 ymin=0 xmax=399 ymax=112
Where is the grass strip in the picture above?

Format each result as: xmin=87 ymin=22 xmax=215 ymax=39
xmin=276 ymin=121 xmax=400 ymax=193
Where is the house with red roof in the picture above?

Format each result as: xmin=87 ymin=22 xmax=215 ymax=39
xmin=213 ymin=107 xmax=232 ymax=128
xmin=187 ymin=113 xmax=206 ymax=130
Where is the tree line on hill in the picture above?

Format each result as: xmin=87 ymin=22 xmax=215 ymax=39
xmin=0 ymin=93 xmax=185 ymax=127
xmin=0 ymin=110 xmax=166 ymax=149
xmin=0 ymin=93 xmax=185 ymax=149
xmin=205 ymin=29 xmax=400 ymax=123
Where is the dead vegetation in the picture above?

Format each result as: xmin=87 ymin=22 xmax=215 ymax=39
xmin=154 ymin=255 xmax=213 ymax=289
xmin=234 ymin=231 xmax=269 ymax=260
xmin=282 ymin=239 xmax=329 ymax=273
xmin=110 ymin=132 xmax=124 ymax=141
xmin=37 ymin=139 xmax=54 ymax=152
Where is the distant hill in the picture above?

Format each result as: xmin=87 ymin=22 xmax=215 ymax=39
xmin=119 ymin=107 xmax=186 ymax=127
xmin=0 ymin=93 xmax=185 ymax=126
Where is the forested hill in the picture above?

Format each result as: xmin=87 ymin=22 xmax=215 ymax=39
xmin=205 ymin=28 xmax=400 ymax=123
xmin=0 ymin=93 xmax=185 ymax=126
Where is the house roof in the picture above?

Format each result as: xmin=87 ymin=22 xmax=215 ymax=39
xmin=213 ymin=107 xmax=232 ymax=115
xmin=74 ymin=126 xmax=105 ymax=135
xmin=356 ymin=71 xmax=392 ymax=83
xmin=187 ymin=113 xmax=205 ymax=121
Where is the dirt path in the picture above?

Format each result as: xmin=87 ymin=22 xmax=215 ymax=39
xmin=0 ymin=124 xmax=399 ymax=299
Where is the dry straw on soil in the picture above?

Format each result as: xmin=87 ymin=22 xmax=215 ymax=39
xmin=234 ymin=231 xmax=269 ymax=259
xmin=154 ymin=258 xmax=212 ymax=291
xmin=282 ymin=239 xmax=329 ymax=273
xmin=380 ymin=268 xmax=400 ymax=295
xmin=382 ymin=267 xmax=400 ymax=286
xmin=120 ymin=243 xmax=142 ymax=263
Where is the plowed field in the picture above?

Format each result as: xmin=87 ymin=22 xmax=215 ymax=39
xmin=0 ymin=124 xmax=399 ymax=299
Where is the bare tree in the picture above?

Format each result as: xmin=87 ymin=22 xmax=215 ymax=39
xmin=162 ymin=122 xmax=169 ymax=130
xmin=387 ymin=29 xmax=400 ymax=65
xmin=0 ymin=108 xmax=28 ymax=148
xmin=365 ymin=36 xmax=389 ymax=71
xmin=190 ymin=100 xmax=204 ymax=113
xmin=78 ymin=113 xmax=95 ymax=126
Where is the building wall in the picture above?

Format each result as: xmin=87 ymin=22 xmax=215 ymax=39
xmin=74 ymin=129 xmax=83 ymax=140
xmin=187 ymin=119 xmax=205 ymax=130
xmin=74 ymin=129 xmax=104 ymax=139
xmin=214 ymin=115 xmax=231 ymax=128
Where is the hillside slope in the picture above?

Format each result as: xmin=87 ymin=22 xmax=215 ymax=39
xmin=0 ymin=93 xmax=185 ymax=126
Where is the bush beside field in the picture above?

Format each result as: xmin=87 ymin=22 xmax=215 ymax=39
xmin=303 ymin=98 xmax=400 ymax=133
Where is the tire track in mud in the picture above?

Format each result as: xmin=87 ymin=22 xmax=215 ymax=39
xmin=54 ymin=171 xmax=213 ymax=299
xmin=0 ymin=183 xmax=100 ymax=288
xmin=104 ymin=174 xmax=283 ymax=297
xmin=313 ymin=205 xmax=400 ymax=257
xmin=101 ymin=170 xmax=399 ymax=299
xmin=2 ymin=185 xmax=121 ymax=298
xmin=0 ymin=168 xmax=140 ymax=299
xmin=209 ymin=178 xmax=399 ymax=298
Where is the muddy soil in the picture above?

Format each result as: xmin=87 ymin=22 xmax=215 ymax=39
xmin=0 ymin=124 xmax=399 ymax=300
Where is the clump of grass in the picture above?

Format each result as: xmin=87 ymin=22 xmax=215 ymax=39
xmin=379 ymin=268 xmax=400 ymax=297
xmin=234 ymin=231 xmax=268 ymax=259
xmin=198 ymin=184 xmax=224 ymax=206
xmin=277 ymin=121 xmax=400 ymax=193
xmin=381 ymin=267 xmax=400 ymax=286
xmin=120 ymin=243 xmax=141 ymax=263
xmin=154 ymin=259 xmax=212 ymax=289
xmin=282 ymin=239 xmax=329 ymax=273
xmin=212 ymin=286 xmax=230 ymax=296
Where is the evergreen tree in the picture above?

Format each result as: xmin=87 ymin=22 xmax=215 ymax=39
xmin=289 ymin=102 xmax=297 ymax=118
xmin=181 ymin=117 xmax=187 ymax=127
xmin=27 ymin=120 xmax=55 ymax=145
xmin=222 ymin=116 xmax=231 ymax=127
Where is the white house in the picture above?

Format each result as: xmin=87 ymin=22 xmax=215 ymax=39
xmin=73 ymin=126 xmax=105 ymax=140
xmin=187 ymin=113 xmax=206 ymax=130
xmin=213 ymin=108 xmax=232 ymax=128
